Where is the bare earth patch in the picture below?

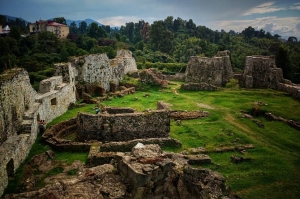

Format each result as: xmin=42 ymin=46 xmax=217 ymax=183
xmin=197 ymin=103 xmax=215 ymax=109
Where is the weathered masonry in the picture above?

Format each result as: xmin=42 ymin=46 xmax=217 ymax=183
xmin=184 ymin=50 xmax=233 ymax=87
xmin=77 ymin=110 xmax=170 ymax=142
xmin=242 ymin=55 xmax=300 ymax=99
xmin=0 ymin=68 xmax=76 ymax=196
xmin=0 ymin=50 xmax=138 ymax=197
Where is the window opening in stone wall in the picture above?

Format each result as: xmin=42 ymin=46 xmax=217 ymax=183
xmin=6 ymin=158 xmax=14 ymax=178
xmin=51 ymin=98 xmax=57 ymax=105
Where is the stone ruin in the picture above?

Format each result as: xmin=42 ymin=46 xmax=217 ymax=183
xmin=0 ymin=68 xmax=76 ymax=196
xmin=76 ymin=109 xmax=170 ymax=142
xmin=65 ymin=49 xmax=137 ymax=91
xmin=3 ymin=144 xmax=232 ymax=199
xmin=163 ymin=50 xmax=233 ymax=90
xmin=0 ymin=49 xmax=138 ymax=196
xmin=185 ymin=50 xmax=233 ymax=87
xmin=127 ymin=68 xmax=169 ymax=88
xmin=241 ymin=55 xmax=300 ymax=99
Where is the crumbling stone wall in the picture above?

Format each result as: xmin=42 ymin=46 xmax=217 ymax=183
xmin=242 ymin=55 xmax=300 ymax=99
xmin=0 ymin=69 xmax=36 ymax=144
xmin=69 ymin=50 xmax=137 ymax=91
xmin=242 ymin=55 xmax=283 ymax=89
xmin=0 ymin=68 xmax=76 ymax=196
xmin=185 ymin=51 xmax=233 ymax=86
xmin=77 ymin=110 xmax=170 ymax=142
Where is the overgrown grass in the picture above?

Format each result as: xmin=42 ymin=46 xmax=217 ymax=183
xmin=100 ymin=83 xmax=300 ymax=199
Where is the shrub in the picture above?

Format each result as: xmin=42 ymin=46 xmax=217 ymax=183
xmin=225 ymin=78 xmax=239 ymax=88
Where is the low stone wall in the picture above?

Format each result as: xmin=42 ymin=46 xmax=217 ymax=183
xmin=77 ymin=110 xmax=170 ymax=142
xmin=135 ymin=68 xmax=168 ymax=88
xmin=102 ymin=107 xmax=135 ymax=114
xmin=170 ymin=110 xmax=210 ymax=120
xmin=277 ymin=82 xmax=300 ymax=99
xmin=181 ymin=82 xmax=217 ymax=91
xmin=87 ymin=138 xmax=182 ymax=166
xmin=165 ymin=73 xmax=186 ymax=82
xmin=100 ymin=138 xmax=182 ymax=152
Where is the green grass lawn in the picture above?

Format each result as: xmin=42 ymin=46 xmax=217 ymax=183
xmin=100 ymin=83 xmax=300 ymax=199
xmin=5 ymin=82 xmax=300 ymax=198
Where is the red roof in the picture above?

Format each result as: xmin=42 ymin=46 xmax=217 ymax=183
xmin=30 ymin=20 xmax=68 ymax=27
xmin=47 ymin=22 xmax=68 ymax=27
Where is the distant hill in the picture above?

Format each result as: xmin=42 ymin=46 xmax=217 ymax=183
xmin=66 ymin=18 xmax=103 ymax=27
xmin=2 ymin=14 xmax=29 ymax=24
xmin=1 ymin=14 xmax=121 ymax=29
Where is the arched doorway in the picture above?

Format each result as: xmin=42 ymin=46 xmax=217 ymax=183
xmin=6 ymin=158 xmax=14 ymax=178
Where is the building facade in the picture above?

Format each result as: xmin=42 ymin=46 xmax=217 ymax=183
xmin=29 ymin=20 xmax=69 ymax=38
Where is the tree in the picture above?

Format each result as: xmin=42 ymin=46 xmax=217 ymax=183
xmin=186 ymin=19 xmax=196 ymax=30
xmin=69 ymin=21 xmax=78 ymax=34
xmin=105 ymin=25 xmax=110 ymax=34
xmin=288 ymin=37 xmax=298 ymax=43
xmin=140 ymin=22 xmax=150 ymax=42
xmin=0 ymin=15 xmax=6 ymax=25
xmin=150 ymin=20 xmax=174 ymax=54
xmin=53 ymin=17 xmax=66 ymax=25
xmin=79 ymin=21 xmax=88 ymax=34
xmin=9 ymin=27 xmax=21 ymax=41
xmin=164 ymin=16 xmax=173 ymax=31
xmin=88 ymin=22 xmax=99 ymax=39
xmin=87 ymin=23 xmax=107 ymax=39
xmin=59 ymin=46 xmax=69 ymax=61
xmin=125 ymin=22 xmax=134 ymax=42
xmin=242 ymin=26 xmax=255 ymax=39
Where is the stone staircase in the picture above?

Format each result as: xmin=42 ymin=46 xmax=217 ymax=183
xmin=21 ymin=102 xmax=41 ymax=134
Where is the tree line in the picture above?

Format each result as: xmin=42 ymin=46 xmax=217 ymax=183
xmin=0 ymin=15 xmax=299 ymax=88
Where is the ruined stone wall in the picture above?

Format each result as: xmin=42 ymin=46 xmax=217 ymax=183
xmin=0 ymin=68 xmax=76 ymax=196
xmin=35 ymin=79 xmax=76 ymax=123
xmin=165 ymin=73 xmax=186 ymax=82
xmin=0 ymin=69 xmax=37 ymax=144
xmin=242 ymin=55 xmax=300 ymax=100
xmin=242 ymin=55 xmax=283 ymax=89
xmin=185 ymin=51 xmax=233 ymax=86
xmin=69 ymin=50 xmax=137 ymax=91
xmin=77 ymin=110 xmax=170 ymax=142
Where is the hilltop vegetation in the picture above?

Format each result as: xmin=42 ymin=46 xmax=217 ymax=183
xmin=1 ymin=15 xmax=300 ymax=89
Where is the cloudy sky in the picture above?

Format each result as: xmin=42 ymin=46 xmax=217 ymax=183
xmin=0 ymin=0 xmax=300 ymax=39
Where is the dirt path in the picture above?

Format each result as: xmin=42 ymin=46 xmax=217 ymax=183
xmin=170 ymin=82 xmax=181 ymax=95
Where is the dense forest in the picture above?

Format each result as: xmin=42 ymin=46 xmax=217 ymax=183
xmin=0 ymin=15 xmax=300 ymax=89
